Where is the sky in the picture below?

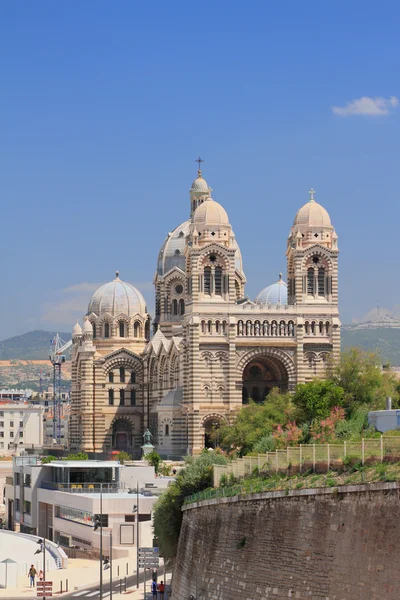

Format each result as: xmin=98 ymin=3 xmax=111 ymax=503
xmin=1 ymin=0 xmax=400 ymax=340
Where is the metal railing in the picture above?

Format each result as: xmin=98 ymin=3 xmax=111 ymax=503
xmin=41 ymin=481 xmax=122 ymax=493
xmin=212 ymin=437 xmax=400 ymax=488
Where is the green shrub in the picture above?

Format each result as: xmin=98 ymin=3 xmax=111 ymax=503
xmin=65 ymin=452 xmax=88 ymax=461
xmin=153 ymin=451 xmax=227 ymax=560
xmin=146 ymin=450 xmax=161 ymax=473
xmin=41 ymin=455 xmax=57 ymax=464
xmin=114 ymin=451 xmax=131 ymax=464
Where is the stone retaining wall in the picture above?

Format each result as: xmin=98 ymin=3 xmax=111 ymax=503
xmin=172 ymin=482 xmax=400 ymax=600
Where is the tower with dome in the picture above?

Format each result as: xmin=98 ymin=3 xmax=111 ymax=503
xmin=70 ymin=168 xmax=340 ymax=457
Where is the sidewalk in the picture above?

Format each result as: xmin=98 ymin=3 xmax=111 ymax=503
xmin=0 ymin=555 xmax=139 ymax=598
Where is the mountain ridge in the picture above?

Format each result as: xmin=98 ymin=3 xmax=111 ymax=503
xmin=0 ymin=330 xmax=72 ymax=360
xmin=0 ymin=327 xmax=399 ymax=365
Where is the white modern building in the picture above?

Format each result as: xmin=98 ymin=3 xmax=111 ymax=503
xmin=5 ymin=457 xmax=157 ymax=558
xmin=0 ymin=402 xmax=44 ymax=453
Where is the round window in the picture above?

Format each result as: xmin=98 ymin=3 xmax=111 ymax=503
xmin=312 ymin=256 xmax=319 ymax=264
xmin=175 ymin=284 xmax=184 ymax=295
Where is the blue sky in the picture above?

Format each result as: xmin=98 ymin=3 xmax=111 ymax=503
xmin=1 ymin=1 xmax=400 ymax=339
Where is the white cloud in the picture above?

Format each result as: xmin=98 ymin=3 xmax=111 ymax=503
xmin=332 ymin=96 xmax=399 ymax=117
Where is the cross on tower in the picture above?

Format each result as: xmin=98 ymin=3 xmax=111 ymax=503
xmin=309 ymin=188 xmax=316 ymax=201
xmin=195 ymin=156 xmax=204 ymax=174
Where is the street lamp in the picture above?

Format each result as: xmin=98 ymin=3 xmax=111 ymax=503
xmin=178 ymin=404 xmax=190 ymax=456
xmin=34 ymin=538 xmax=46 ymax=600
xmin=93 ymin=483 xmax=103 ymax=600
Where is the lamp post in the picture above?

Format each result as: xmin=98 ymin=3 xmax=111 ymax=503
xmin=136 ymin=482 xmax=139 ymax=588
xmin=178 ymin=404 xmax=190 ymax=456
xmin=34 ymin=538 xmax=46 ymax=600
xmin=94 ymin=483 xmax=103 ymax=600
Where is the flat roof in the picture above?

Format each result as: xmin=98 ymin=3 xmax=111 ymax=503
xmin=78 ymin=492 xmax=155 ymax=500
xmin=43 ymin=461 xmax=123 ymax=468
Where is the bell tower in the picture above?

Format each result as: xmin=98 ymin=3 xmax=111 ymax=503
xmin=287 ymin=189 xmax=339 ymax=306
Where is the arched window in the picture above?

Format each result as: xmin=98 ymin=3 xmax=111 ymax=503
xmin=311 ymin=321 xmax=315 ymax=335
xmin=179 ymin=299 xmax=185 ymax=315
xmin=108 ymin=389 xmax=114 ymax=406
xmin=222 ymin=321 xmax=227 ymax=334
xmin=215 ymin=321 xmax=220 ymax=333
xmin=207 ymin=320 xmax=212 ymax=334
xmin=119 ymin=389 xmax=125 ymax=406
xmin=318 ymin=268 xmax=325 ymax=296
xmin=92 ymin=322 xmax=96 ymax=339
xmin=204 ymin=267 xmax=211 ymax=294
xmin=307 ymin=268 xmax=315 ymax=295
xmin=120 ymin=367 xmax=125 ymax=383
xmin=326 ymin=321 xmax=330 ymax=335
xmin=109 ymin=371 xmax=114 ymax=383
xmin=119 ymin=321 xmax=125 ymax=338
xmin=145 ymin=320 xmax=150 ymax=340
xmin=130 ymin=389 xmax=136 ymax=406
xmin=104 ymin=323 xmax=110 ymax=338
xmin=201 ymin=321 xmax=206 ymax=334
xmin=130 ymin=371 xmax=136 ymax=384
xmin=172 ymin=299 xmax=178 ymax=316
xmin=215 ymin=266 xmax=222 ymax=295
xmin=305 ymin=321 xmax=309 ymax=335
xmin=165 ymin=424 xmax=169 ymax=437
xmin=319 ymin=321 xmax=324 ymax=335
xmin=134 ymin=321 xmax=140 ymax=338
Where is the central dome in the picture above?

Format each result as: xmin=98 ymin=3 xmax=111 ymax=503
xmin=192 ymin=198 xmax=229 ymax=225
xmin=87 ymin=273 xmax=147 ymax=317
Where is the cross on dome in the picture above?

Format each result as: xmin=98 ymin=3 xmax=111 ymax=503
xmin=195 ymin=156 xmax=204 ymax=177
xmin=309 ymin=188 xmax=316 ymax=202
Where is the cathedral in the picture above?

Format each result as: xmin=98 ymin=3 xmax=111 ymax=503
xmin=69 ymin=166 xmax=340 ymax=458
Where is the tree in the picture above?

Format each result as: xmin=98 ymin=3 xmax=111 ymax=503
xmin=217 ymin=389 xmax=293 ymax=456
xmin=114 ymin=451 xmax=131 ymax=464
xmin=333 ymin=348 xmax=399 ymax=412
xmin=153 ymin=451 xmax=227 ymax=560
xmin=293 ymin=380 xmax=344 ymax=422
xmin=146 ymin=450 xmax=161 ymax=473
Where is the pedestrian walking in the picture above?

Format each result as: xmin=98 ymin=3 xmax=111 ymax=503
xmin=151 ymin=580 xmax=158 ymax=599
xmin=157 ymin=580 xmax=165 ymax=599
xmin=39 ymin=569 xmax=44 ymax=581
xmin=28 ymin=565 xmax=37 ymax=587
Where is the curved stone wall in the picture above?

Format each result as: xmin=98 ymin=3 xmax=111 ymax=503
xmin=172 ymin=482 xmax=400 ymax=600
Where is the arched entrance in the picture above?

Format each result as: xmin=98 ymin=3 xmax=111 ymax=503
xmin=203 ymin=415 xmax=225 ymax=449
xmin=242 ymin=353 xmax=291 ymax=404
xmin=112 ymin=419 xmax=132 ymax=451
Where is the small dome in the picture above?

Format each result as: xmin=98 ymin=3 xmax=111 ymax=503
xmin=256 ymin=274 xmax=288 ymax=305
xmin=82 ymin=318 xmax=93 ymax=333
xmin=192 ymin=198 xmax=229 ymax=226
xmin=190 ymin=172 xmax=210 ymax=194
xmin=293 ymin=198 xmax=331 ymax=229
xmin=157 ymin=220 xmax=190 ymax=276
xmin=72 ymin=322 xmax=82 ymax=335
xmin=87 ymin=273 xmax=147 ymax=317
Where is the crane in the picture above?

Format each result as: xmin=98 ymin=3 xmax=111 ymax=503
xmin=49 ymin=334 xmax=72 ymax=444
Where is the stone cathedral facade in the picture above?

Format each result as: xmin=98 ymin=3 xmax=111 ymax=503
xmin=69 ymin=168 xmax=340 ymax=458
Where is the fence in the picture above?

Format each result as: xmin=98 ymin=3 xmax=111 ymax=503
xmin=212 ymin=436 xmax=400 ymax=488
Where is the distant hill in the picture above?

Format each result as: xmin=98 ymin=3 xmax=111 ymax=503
xmin=0 ymin=327 xmax=399 ymax=365
xmin=341 ymin=327 xmax=400 ymax=366
xmin=0 ymin=330 xmax=72 ymax=360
